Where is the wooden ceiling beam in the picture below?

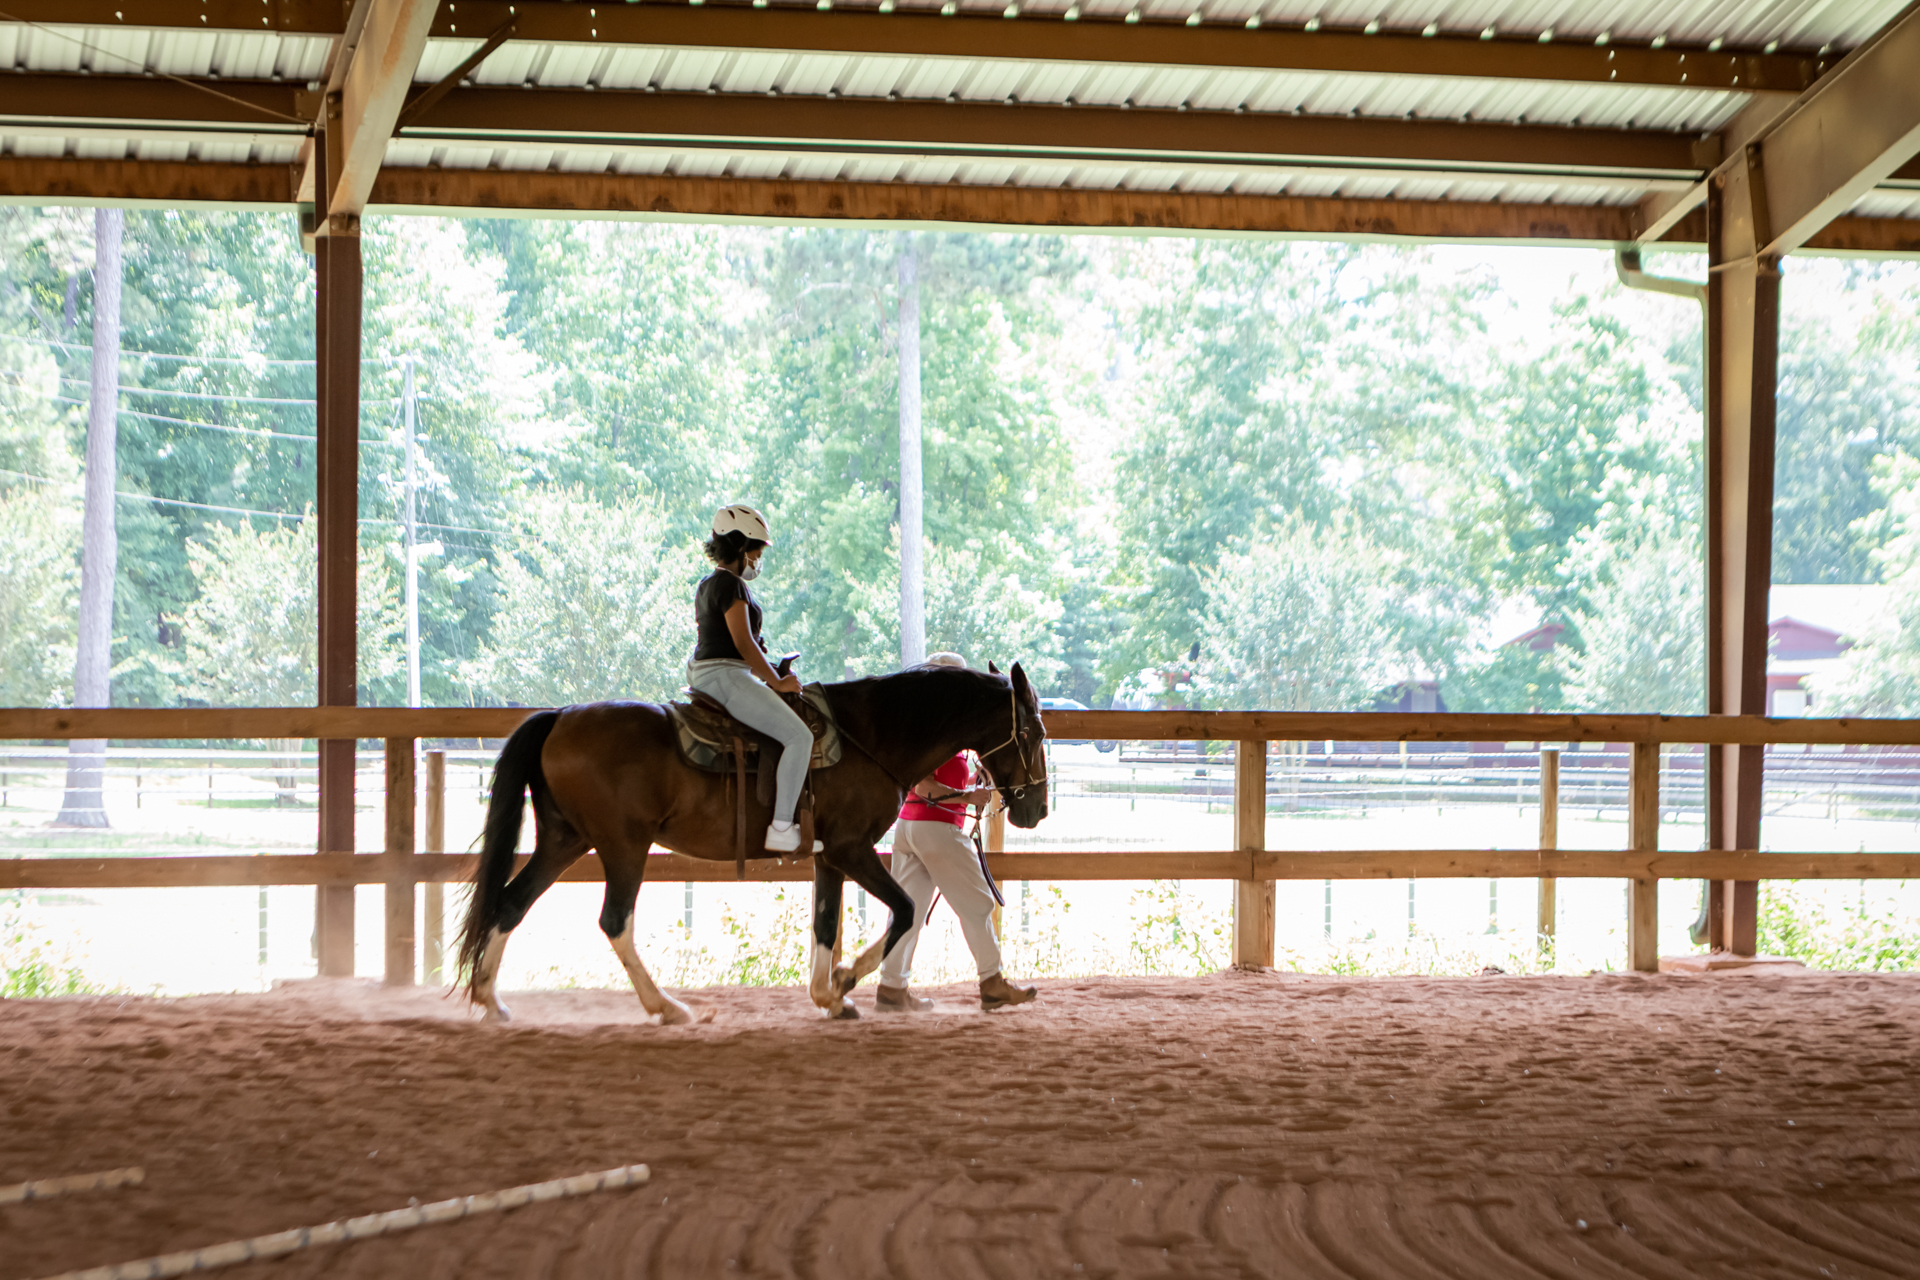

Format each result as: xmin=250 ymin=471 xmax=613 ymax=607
xmin=4 ymin=154 xmax=1915 ymax=254
xmin=0 ymin=0 xmax=1829 ymax=93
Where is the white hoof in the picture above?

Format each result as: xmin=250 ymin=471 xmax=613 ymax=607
xmin=659 ymin=997 xmax=698 ymax=1026
xmin=482 ymin=997 xmax=513 ymax=1023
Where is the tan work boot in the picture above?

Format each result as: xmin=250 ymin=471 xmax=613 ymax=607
xmin=874 ymin=984 xmax=932 ymax=1013
xmin=979 ymin=972 xmax=1037 ymax=1011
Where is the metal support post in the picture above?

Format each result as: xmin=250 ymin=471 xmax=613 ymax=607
xmin=384 ymin=737 xmax=416 ymax=986
xmin=423 ymin=749 xmax=446 ymax=984
xmin=1705 ymin=163 xmax=1780 ymax=957
xmin=314 ymin=123 xmax=363 ymax=975
xmin=1629 ymin=742 xmax=1660 ymax=973
xmin=1232 ymin=739 xmax=1273 ymax=968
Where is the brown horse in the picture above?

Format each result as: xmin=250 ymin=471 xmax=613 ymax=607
xmin=455 ymin=662 xmax=1050 ymax=1022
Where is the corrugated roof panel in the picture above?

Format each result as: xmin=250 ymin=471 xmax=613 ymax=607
xmin=537 ymin=42 xmax=605 ymax=89
xmin=1009 ymin=162 xmax=1071 ymax=187
xmin=1122 ymin=167 xmax=1183 ymax=190
xmin=1012 ymin=61 xmax=1088 ymax=105
xmin=891 ymin=55 xmax=972 ymax=100
xmin=727 ymin=153 xmax=789 ymax=179
xmin=415 ymin=38 xmax=480 ymax=83
xmin=786 ymin=153 xmax=853 ymax=180
xmin=556 ymin=148 xmax=615 ymax=173
xmin=657 ymin=49 xmax=730 ymax=93
xmin=671 ymin=151 xmax=732 ymax=178
xmin=841 ymin=156 xmax=905 ymax=181
xmin=955 ymin=160 xmax=1019 ymax=184
xmin=836 ymin=55 xmax=913 ymax=98
xmin=433 ymin=145 xmax=499 ymax=171
xmin=777 ymin=53 xmax=859 ymax=96
xmin=1850 ymin=191 xmax=1920 ymax=218
xmin=24 ymin=25 xmax=92 ymax=73
xmin=472 ymin=41 xmax=543 ymax=87
xmin=1176 ymin=168 xmax=1240 ymax=193
xmin=8 ymin=134 xmax=66 ymax=158
xmin=948 ymin=60 xmax=1031 ymax=102
xmin=613 ymin=150 xmax=671 ymax=176
xmin=195 ymin=140 xmax=256 ymax=164
xmin=597 ymin=48 xmax=671 ymax=91
xmin=721 ymin=51 xmax=788 ymax=94
xmin=385 ymin=142 xmax=438 ymax=167
xmin=71 ymin=136 xmax=126 ymax=160
xmin=1126 ymin=67 xmax=1213 ymax=109
xmin=897 ymin=158 xmax=963 ymax=183
xmin=133 ymin=139 xmax=191 ymax=163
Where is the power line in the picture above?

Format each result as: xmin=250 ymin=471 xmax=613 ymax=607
xmin=2 ymin=333 xmax=411 ymax=367
xmin=47 ymin=396 xmax=398 ymax=445
xmin=2 ymin=465 xmax=511 ymax=537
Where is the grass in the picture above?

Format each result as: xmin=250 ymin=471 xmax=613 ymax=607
xmin=1 ymin=896 xmax=115 ymax=997
xmin=1758 ymin=881 xmax=1920 ymax=971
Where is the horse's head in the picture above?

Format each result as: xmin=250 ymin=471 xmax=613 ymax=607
xmin=978 ymin=661 xmax=1049 ymax=829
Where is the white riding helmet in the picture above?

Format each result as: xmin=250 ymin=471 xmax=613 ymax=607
xmin=712 ymin=504 xmax=772 ymax=544
xmin=926 ymin=652 xmax=967 ymax=668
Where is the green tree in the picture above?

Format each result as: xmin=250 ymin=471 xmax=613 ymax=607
xmin=0 ymin=486 xmax=79 ymax=707
xmin=747 ymin=229 xmax=1076 ymax=681
xmin=470 ymin=491 xmax=701 ymax=706
xmin=1111 ymin=240 xmax=1484 ymax=682
xmin=1196 ymin=521 xmax=1412 ymax=711
xmin=1559 ymin=508 xmax=1704 ymax=714
xmin=171 ymin=516 xmax=402 ymax=705
xmin=1827 ymin=454 xmax=1920 ymax=714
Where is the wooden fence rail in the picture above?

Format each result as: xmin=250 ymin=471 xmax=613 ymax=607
xmin=5 ymin=708 xmax=1920 ymax=984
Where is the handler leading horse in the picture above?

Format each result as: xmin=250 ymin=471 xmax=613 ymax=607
xmin=455 ymin=662 xmax=1049 ymax=1022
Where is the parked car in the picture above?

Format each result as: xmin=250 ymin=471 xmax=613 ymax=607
xmin=1038 ymin=697 xmax=1089 ymax=745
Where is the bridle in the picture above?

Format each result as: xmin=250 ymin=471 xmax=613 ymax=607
xmin=973 ymin=680 xmax=1048 ymax=804
xmin=840 ymin=678 xmax=1048 ymax=811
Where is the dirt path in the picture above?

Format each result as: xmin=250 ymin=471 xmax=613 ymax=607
xmin=4 ymin=970 xmax=1918 ymax=1279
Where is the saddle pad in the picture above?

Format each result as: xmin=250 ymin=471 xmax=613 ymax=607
xmin=666 ymin=685 xmax=843 ymax=774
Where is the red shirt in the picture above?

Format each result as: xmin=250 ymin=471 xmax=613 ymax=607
xmin=898 ymin=754 xmax=971 ymax=827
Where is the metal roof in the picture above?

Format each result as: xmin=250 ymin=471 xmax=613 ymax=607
xmin=0 ymin=0 xmax=1915 ymax=238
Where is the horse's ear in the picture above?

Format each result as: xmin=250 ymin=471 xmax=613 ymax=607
xmin=1010 ymin=662 xmax=1035 ymax=705
xmin=987 ymin=661 xmax=1000 ymax=675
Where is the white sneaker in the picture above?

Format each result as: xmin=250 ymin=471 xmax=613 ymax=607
xmin=765 ymin=820 xmax=823 ymax=855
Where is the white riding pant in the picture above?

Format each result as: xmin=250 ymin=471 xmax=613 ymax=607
xmin=879 ymin=818 xmax=1002 ymax=986
xmin=686 ymin=659 xmax=813 ymax=827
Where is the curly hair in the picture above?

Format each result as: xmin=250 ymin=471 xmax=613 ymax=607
xmin=704 ymin=529 xmax=768 ymax=567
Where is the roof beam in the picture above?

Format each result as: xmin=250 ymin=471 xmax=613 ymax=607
xmin=5 ymin=155 xmax=1917 ymax=255
xmin=1748 ymin=0 xmax=1920 ymax=257
xmin=1637 ymin=1 xmax=1920 ymax=256
xmin=0 ymin=0 xmax=1831 ymax=93
xmin=0 ymin=73 xmax=1711 ymax=176
xmin=329 ymin=0 xmax=439 ymax=220
xmin=402 ymin=86 xmax=1708 ymax=175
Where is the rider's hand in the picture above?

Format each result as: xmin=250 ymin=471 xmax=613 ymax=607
xmin=965 ymin=787 xmax=995 ymax=807
xmin=771 ymin=673 xmax=802 ymax=694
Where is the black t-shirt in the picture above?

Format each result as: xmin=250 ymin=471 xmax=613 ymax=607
xmin=693 ymin=570 xmax=764 ymax=662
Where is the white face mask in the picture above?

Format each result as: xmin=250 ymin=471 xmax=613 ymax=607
xmin=740 ymin=556 xmax=762 ymax=582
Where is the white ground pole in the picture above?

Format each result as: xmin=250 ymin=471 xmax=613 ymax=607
xmin=0 ymin=1166 xmax=145 ymax=1205
xmin=30 ymin=1163 xmax=650 ymax=1280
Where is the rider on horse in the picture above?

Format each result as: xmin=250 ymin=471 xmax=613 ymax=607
xmin=687 ymin=504 xmax=821 ymax=856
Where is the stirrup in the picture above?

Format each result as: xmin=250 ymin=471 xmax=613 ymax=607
xmin=764 ymin=821 xmax=822 ymax=855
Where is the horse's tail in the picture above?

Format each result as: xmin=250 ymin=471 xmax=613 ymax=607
xmin=456 ymin=709 xmax=560 ymax=994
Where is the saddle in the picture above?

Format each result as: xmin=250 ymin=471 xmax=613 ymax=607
xmin=663 ymin=657 xmax=844 ymax=879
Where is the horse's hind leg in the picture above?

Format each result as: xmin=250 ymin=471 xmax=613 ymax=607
xmin=474 ymin=797 xmax=587 ymax=1023
xmin=827 ymin=846 xmax=917 ymax=998
xmin=600 ymin=839 xmax=711 ymax=1027
xmin=809 ymin=861 xmax=858 ymax=1019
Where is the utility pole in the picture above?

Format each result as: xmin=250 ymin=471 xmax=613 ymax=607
xmin=56 ymin=208 xmax=125 ymax=829
xmin=402 ymin=355 xmax=421 ymax=709
xmin=897 ymin=235 xmax=926 ymax=667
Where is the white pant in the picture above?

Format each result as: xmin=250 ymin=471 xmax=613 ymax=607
xmin=879 ymin=818 xmax=1002 ymax=986
xmin=686 ymin=659 xmax=812 ymax=826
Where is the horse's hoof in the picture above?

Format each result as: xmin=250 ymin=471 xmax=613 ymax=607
xmin=483 ymin=1002 xmax=513 ymax=1024
xmin=659 ymin=1001 xmax=695 ymax=1026
xmin=830 ymin=1003 xmax=861 ymax=1021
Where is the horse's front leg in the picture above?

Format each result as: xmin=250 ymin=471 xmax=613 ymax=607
xmin=809 ymin=861 xmax=858 ymax=1020
xmin=827 ymin=846 xmax=917 ymax=999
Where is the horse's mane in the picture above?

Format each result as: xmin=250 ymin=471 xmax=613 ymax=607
xmin=819 ymin=664 xmax=1015 ymax=784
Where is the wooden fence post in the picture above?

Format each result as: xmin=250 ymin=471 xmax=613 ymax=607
xmin=1629 ymin=741 xmax=1660 ymax=973
xmin=423 ymin=749 xmax=446 ymax=985
xmin=1537 ymin=748 xmax=1558 ymax=949
xmin=384 ymin=738 xmax=416 ymax=986
xmin=1233 ymin=739 xmax=1273 ymax=968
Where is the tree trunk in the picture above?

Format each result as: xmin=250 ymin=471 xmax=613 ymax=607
xmin=897 ymin=236 xmax=926 ymax=667
xmin=56 ymin=208 xmax=125 ymax=829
